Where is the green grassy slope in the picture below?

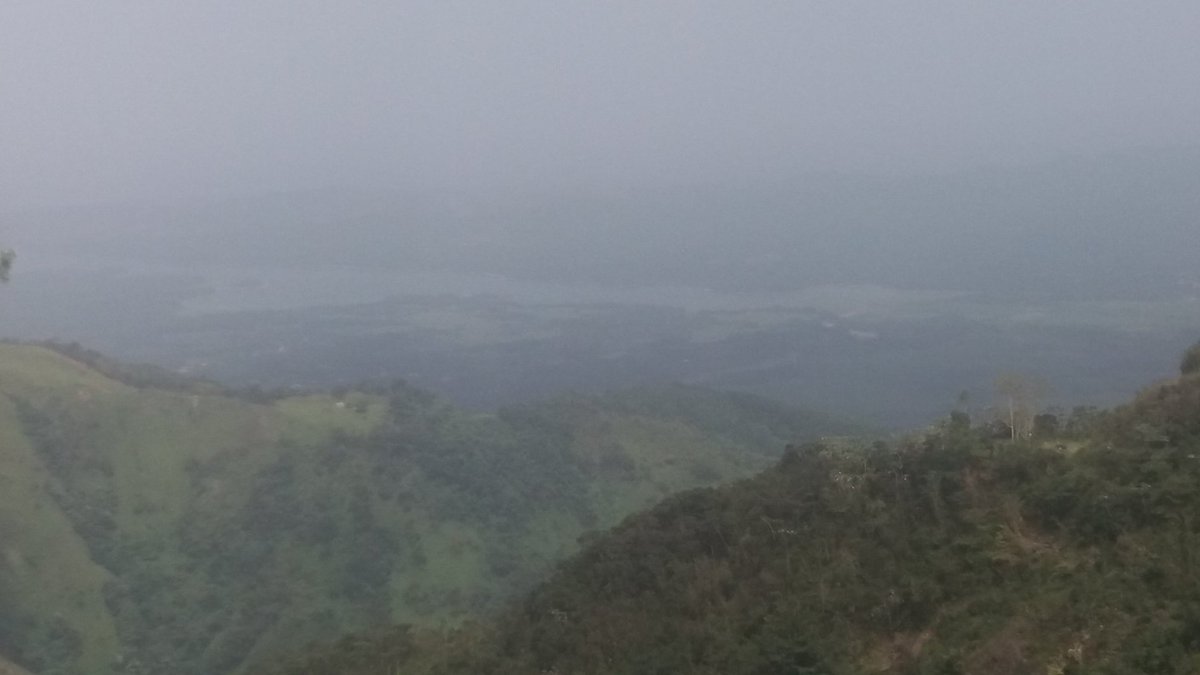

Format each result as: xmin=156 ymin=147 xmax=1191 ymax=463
xmin=269 ymin=352 xmax=1200 ymax=674
xmin=0 ymin=345 xmax=849 ymax=675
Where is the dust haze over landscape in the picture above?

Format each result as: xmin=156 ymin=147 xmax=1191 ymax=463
xmin=3 ymin=1 xmax=1200 ymax=423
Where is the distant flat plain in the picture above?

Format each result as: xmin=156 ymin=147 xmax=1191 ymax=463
xmin=3 ymin=260 xmax=1195 ymax=428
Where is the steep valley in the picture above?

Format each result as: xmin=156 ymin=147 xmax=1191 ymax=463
xmin=0 ymin=344 xmax=850 ymax=674
xmin=268 ymin=343 xmax=1200 ymax=674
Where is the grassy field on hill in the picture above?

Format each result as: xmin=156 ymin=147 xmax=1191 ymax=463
xmin=0 ymin=344 xmax=849 ymax=675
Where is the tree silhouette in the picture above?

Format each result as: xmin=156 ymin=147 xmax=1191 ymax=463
xmin=1182 ymin=340 xmax=1200 ymax=376
xmin=0 ymin=249 xmax=13 ymax=282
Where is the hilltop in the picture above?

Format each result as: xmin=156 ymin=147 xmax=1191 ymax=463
xmin=268 ymin=344 xmax=1200 ymax=674
xmin=0 ymin=344 xmax=849 ymax=675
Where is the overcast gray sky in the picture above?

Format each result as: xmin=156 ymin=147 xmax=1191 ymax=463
xmin=2 ymin=1 xmax=1199 ymax=208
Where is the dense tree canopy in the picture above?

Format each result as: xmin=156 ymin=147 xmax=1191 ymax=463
xmin=266 ymin=343 xmax=1200 ymax=675
xmin=0 ymin=344 xmax=847 ymax=675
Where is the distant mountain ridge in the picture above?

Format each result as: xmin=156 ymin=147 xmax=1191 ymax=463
xmin=0 ymin=344 xmax=850 ymax=675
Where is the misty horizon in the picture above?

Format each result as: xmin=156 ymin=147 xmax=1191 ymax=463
xmin=3 ymin=2 xmax=1199 ymax=209
xmin=2 ymin=2 xmax=1198 ymax=428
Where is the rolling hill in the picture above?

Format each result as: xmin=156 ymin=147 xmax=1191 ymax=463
xmin=0 ymin=343 xmax=850 ymax=675
xmin=266 ymin=343 xmax=1200 ymax=674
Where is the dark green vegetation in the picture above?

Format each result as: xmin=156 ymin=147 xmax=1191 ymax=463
xmin=268 ymin=346 xmax=1200 ymax=674
xmin=0 ymin=344 xmax=850 ymax=675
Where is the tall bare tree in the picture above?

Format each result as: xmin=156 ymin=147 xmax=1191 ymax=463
xmin=994 ymin=373 xmax=1047 ymax=441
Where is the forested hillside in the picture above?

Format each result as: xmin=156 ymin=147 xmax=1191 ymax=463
xmin=0 ymin=344 xmax=849 ymax=675
xmin=268 ymin=343 xmax=1200 ymax=674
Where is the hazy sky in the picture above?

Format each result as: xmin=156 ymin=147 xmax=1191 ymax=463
xmin=3 ymin=1 xmax=1199 ymax=208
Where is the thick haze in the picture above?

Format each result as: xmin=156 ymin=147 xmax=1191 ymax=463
xmin=3 ymin=1 xmax=1199 ymax=208
xmin=1 ymin=2 xmax=1199 ymax=427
